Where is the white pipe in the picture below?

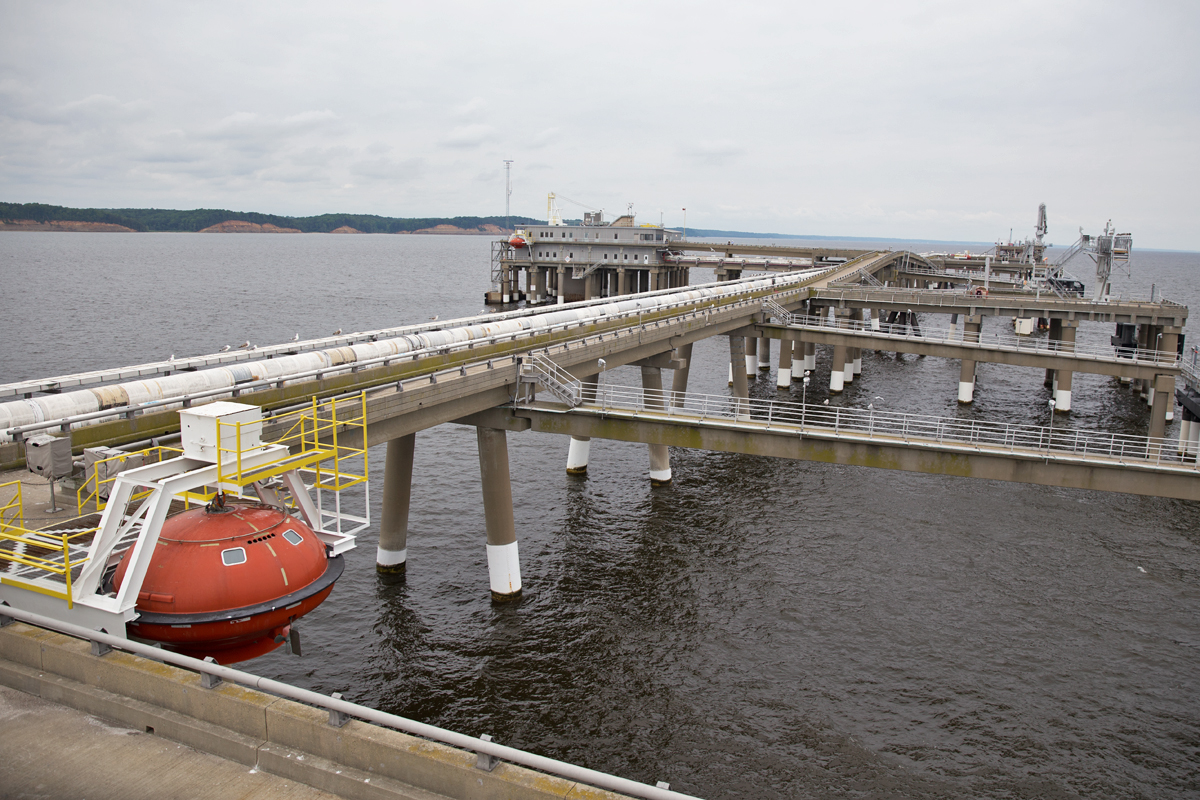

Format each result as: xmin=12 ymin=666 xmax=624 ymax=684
xmin=3 ymin=270 xmax=825 ymax=441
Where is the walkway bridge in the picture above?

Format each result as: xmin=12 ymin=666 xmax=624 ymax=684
xmin=475 ymin=356 xmax=1200 ymax=501
xmin=0 ymin=255 xmax=1194 ymax=612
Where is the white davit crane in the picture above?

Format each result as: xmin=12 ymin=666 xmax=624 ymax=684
xmin=1049 ymin=219 xmax=1132 ymax=302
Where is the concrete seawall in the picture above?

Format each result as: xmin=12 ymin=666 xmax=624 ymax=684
xmin=0 ymin=622 xmax=632 ymax=800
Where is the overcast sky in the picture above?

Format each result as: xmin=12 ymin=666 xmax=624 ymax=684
xmin=2 ymin=1 xmax=1198 ymax=248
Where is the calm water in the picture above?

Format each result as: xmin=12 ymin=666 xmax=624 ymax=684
xmin=2 ymin=232 xmax=1199 ymax=799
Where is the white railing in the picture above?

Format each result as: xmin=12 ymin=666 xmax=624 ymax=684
xmin=519 ymin=354 xmax=584 ymax=406
xmin=565 ymin=383 xmax=1199 ymax=470
xmin=762 ymin=309 xmax=1180 ymax=368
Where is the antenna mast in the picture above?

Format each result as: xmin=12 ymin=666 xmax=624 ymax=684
xmin=503 ymin=160 xmax=513 ymax=231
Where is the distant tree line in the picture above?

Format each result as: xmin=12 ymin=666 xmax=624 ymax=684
xmin=0 ymin=202 xmax=542 ymax=233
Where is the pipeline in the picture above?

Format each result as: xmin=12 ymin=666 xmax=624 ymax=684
xmin=1 ymin=270 xmax=828 ymax=441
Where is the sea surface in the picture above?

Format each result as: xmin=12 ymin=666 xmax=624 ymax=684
xmin=2 ymin=231 xmax=1199 ymax=799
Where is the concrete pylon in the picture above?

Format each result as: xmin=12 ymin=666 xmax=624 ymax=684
xmin=566 ymin=372 xmax=599 ymax=475
xmin=758 ymin=337 xmax=771 ymax=370
xmin=745 ymin=336 xmax=758 ymax=381
xmin=672 ymin=343 xmax=694 ymax=407
xmin=777 ymin=338 xmax=793 ymax=388
xmin=1161 ymin=328 xmax=1181 ymax=421
xmin=642 ymin=366 xmax=672 ymax=485
xmin=959 ymin=315 xmax=982 ymax=403
xmin=1149 ymin=374 xmax=1174 ymax=441
xmin=804 ymin=341 xmax=816 ymax=372
xmin=556 ymin=266 xmax=565 ymax=305
xmin=791 ymin=333 xmax=805 ymax=377
xmin=376 ymin=433 xmax=415 ymax=574
xmin=1055 ymin=321 xmax=1077 ymax=412
xmin=830 ymin=345 xmax=847 ymax=394
xmin=476 ymin=427 xmax=521 ymax=602
xmin=729 ymin=336 xmax=751 ymax=420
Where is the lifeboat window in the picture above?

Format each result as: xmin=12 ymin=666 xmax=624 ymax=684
xmin=221 ymin=547 xmax=247 ymax=566
xmin=283 ymin=530 xmax=304 ymax=546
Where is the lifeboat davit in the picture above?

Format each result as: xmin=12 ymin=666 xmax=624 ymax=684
xmin=509 ymin=233 xmax=528 ymax=248
xmin=113 ymin=499 xmax=343 ymax=664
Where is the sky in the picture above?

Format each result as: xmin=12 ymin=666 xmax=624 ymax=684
xmin=2 ymin=1 xmax=1198 ymax=249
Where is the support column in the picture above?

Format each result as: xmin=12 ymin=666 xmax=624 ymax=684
xmin=745 ymin=336 xmax=758 ymax=380
xmin=376 ymin=434 xmax=415 ymax=574
xmin=777 ymin=338 xmax=793 ymax=388
xmin=804 ymin=341 xmax=816 ymax=372
xmin=791 ymin=332 xmax=805 ymax=377
xmin=758 ymin=337 xmax=771 ymax=371
xmin=959 ymin=315 xmax=981 ymax=403
xmin=566 ymin=372 xmax=599 ymax=475
xmin=476 ymin=427 xmax=521 ymax=602
xmin=671 ymin=343 xmax=693 ymax=408
xmin=642 ymin=366 xmax=672 ymax=485
xmin=850 ymin=310 xmax=863 ymax=376
xmin=730 ymin=336 xmax=751 ymax=419
xmin=556 ymin=266 xmax=565 ymax=305
xmin=1161 ymin=328 xmax=1181 ymax=421
xmin=617 ymin=268 xmax=626 ymax=296
xmin=502 ymin=265 xmax=511 ymax=305
xmin=1055 ymin=321 xmax=1077 ymax=412
xmin=830 ymin=344 xmax=847 ymax=394
xmin=1149 ymin=374 xmax=1174 ymax=441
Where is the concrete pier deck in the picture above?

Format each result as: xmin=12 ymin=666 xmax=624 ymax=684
xmin=0 ymin=684 xmax=339 ymax=800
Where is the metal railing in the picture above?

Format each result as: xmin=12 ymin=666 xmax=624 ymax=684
xmin=76 ymin=445 xmax=184 ymax=515
xmin=519 ymin=354 xmax=584 ymax=406
xmin=0 ymin=480 xmax=24 ymax=533
xmin=566 ymin=383 xmax=1199 ymax=471
xmin=216 ymin=393 xmax=371 ymax=538
xmin=0 ymin=606 xmax=700 ymax=800
xmin=762 ymin=307 xmax=1180 ymax=368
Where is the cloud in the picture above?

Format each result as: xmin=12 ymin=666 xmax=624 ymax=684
xmin=442 ymin=124 xmax=496 ymax=149
xmin=680 ymin=139 xmax=745 ymax=165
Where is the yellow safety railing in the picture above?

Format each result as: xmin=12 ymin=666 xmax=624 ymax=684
xmin=0 ymin=527 xmax=83 ymax=608
xmin=76 ymin=446 xmax=185 ymax=515
xmin=214 ymin=392 xmax=369 ymax=494
xmin=1 ymin=480 xmax=24 ymax=534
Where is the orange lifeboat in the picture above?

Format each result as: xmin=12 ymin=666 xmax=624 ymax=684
xmin=113 ymin=499 xmax=342 ymax=664
xmin=509 ymin=233 xmax=528 ymax=248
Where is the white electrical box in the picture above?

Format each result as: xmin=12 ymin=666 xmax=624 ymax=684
xmin=179 ymin=402 xmax=263 ymax=463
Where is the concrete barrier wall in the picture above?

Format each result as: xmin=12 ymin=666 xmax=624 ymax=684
xmin=0 ymin=622 xmax=630 ymax=800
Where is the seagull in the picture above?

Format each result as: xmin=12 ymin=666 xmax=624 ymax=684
xmin=219 ymin=345 xmax=231 ymax=352
xmin=249 ymin=344 xmax=258 ymax=351
xmin=823 ymin=399 xmax=830 ymax=405
xmin=292 ymin=333 xmax=299 ymax=342
xmin=598 ymin=358 xmax=607 ymax=370
xmin=168 ymin=354 xmax=175 ymax=362
xmin=237 ymin=341 xmax=250 ymax=349
xmin=874 ymin=396 xmax=884 ymax=401
xmin=333 ymin=329 xmax=342 ymax=336
xmin=429 ymin=315 xmax=438 ymax=321
xmin=868 ymin=403 xmax=874 ymax=410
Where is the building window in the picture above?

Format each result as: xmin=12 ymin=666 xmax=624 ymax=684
xmin=613 ymin=233 xmax=618 ymax=240
xmin=604 ymin=253 xmax=608 ymax=259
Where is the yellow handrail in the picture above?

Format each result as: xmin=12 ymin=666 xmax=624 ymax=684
xmin=0 ymin=480 xmax=24 ymax=533
xmin=76 ymin=446 xmax=184 ymax=515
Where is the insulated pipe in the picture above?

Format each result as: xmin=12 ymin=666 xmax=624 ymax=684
xmin=641 ymin=367 xmax=672 ymax=486
xmin=3 ymin=269 xmax=826 ymax=440
xmin=476 ymin=427 xmax=521 ymax=602
xmin=377 ymin=434 xmax=416 ymax=574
